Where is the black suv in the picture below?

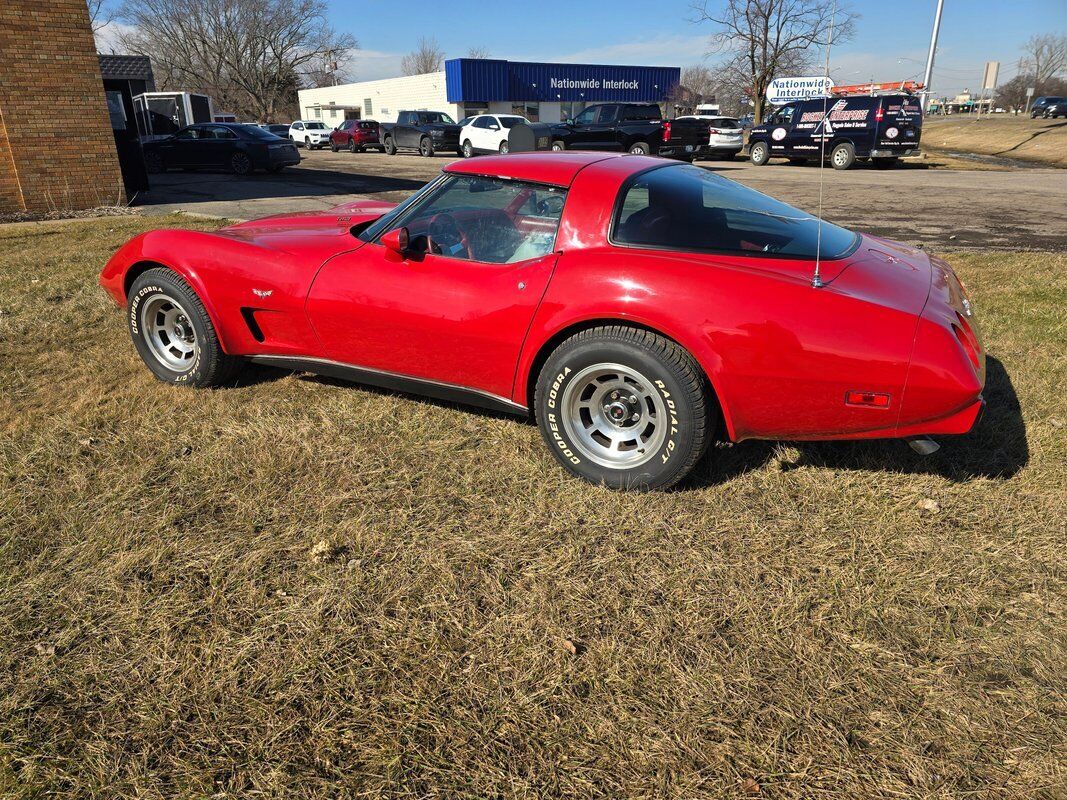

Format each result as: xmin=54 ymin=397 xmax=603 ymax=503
xmin=1030 ymin=96 xmax=1067 ymax=118
xmin=748 ymin=93 xmax=922 ymax=170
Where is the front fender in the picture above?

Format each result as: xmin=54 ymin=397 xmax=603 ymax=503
xmin=99 ymin=228 xmax=326 ymax=357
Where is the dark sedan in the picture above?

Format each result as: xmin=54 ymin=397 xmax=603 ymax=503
xmin=142 ymin=123 xmax=301 ymax=175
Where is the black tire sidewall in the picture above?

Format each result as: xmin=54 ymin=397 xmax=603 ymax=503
xmin=128 ymin=270 xmax=220 ymax=386
xmin=536 ymin=336 xmax=706 ymax=490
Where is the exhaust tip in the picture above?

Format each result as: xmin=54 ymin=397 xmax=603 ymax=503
xmin=907 ymin=437 xmax=940 ymax=456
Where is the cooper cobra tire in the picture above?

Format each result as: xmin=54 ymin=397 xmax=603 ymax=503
xmin=749 ymin=141 xmax=770 ymax=166
xmin=127 ymin=268 xmax=243 ymax=388
xmin=534 ymin=326 xmax=712 ymax=490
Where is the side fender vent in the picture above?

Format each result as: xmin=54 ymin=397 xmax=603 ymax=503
xmin=240 ymin=308 xmax=265 ymax=342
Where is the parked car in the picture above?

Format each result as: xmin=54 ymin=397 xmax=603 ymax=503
xmin=459 ymin=114 xmax=527 ymax=157
xmin=288 ymin=120 xmax=332 ymax=149
xmin=748 ymin=93 xmax=923 ymax=169
xmin=1029 ymin=96 xmax=1066 ymax=118
xmin=101 ymin=152 xmax=985 ymax=490
xmin=380 ymin=111 xmax=462 ymax=157
xmin=141 ymin=122 xmax=301 ymax=175
xmin=548 ymin=103 xmax=707 ymax=160
xmin=676 ymin=115 xmax=744 ymax=159
xmin=258 ymin=124 xmax=291 ymax=137
xmin=330 ymin=119 xmax=383 ymax=153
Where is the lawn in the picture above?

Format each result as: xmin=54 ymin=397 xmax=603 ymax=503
xmin=0 ymin=215 xmax=1064 ymax=799
xmin=922 ymin=117 xmax=1067 ymax=168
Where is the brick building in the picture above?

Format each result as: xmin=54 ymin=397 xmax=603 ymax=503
xmin=0 ymin=0 xmax=126 ymax=213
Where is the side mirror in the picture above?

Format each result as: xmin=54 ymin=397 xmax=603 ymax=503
xmin=380 ymin=226 xmax=409 ymax=256
xmin=489 ymin=124 xmax=500 ymax=131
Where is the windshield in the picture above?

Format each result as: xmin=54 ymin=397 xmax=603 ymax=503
xmin=306 ymin=122 xmax=327 ymax=129
xmin=613 ymin=164 xmax=859 ymax=260
xmin=418 ymin=112 xmax=456 ymax=125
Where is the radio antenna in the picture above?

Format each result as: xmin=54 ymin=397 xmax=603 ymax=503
xmin=812 ymin=0 xmax=837 ymax=289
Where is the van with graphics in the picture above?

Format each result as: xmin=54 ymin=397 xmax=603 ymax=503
xmin=748 ymin=93 xmax=922 ymax=170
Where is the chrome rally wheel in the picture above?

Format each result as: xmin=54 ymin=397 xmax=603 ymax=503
xmin=535 ymin=325 xmax=713 ymax=490
xmin=560 ymin=363 xmax=667 ymax=469
xmin=140 ymin=293 xmax=198 ymax=372
xmin=127 ymin=268 xmax=243 ymax=387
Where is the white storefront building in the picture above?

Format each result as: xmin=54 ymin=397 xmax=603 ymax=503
xmin=296 ymin=58 xmax=682 ymax=125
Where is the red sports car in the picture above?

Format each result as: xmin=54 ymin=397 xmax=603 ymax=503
xmin=100 ymin=153 xmax=985 ymax=489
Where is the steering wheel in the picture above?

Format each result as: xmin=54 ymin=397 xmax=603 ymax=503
xmin=426 ymin=213 xmax=470 ymax=258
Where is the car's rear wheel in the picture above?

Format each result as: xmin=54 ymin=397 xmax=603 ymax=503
xmin=629 ymin=141 xmax=650 ymax=155
xmin=144 ymin=151 xmax=164 ymax=174
xmin=551 ymin=140 xmax=566 ymax=151
xmin=384 ymin=136 xmax=396 ymax=155
xmin=230 ymin=151 xmax=252 ymax=175
xmin=534 ymin=325 xmax=711 ymax=490
xmin=749 ymin=141 xmax=770 ymax=166
xmin=127 ymin=268 xmax=243 ymax=387
xmin=830 ymin=141 xmax=856 ymax=170
xmin=419 ymin=136 xmax=434 ymax=157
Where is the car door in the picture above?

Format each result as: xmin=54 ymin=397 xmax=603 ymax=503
xmin=588 ymin=105 xmax=621 ymax=150
xmin=205 ymin=125 xmax=238 ymax=165
xmin=473 ymin=116 xmax=497 ymax=151
xmin=156 ymin=126 xmax=197 ymax=167
xmin=565 ymin=105 xmax=600 ymax=150
xmin=305 ymin=174 xmax=567 ymax=400
xmin=396 ymin=112 xmax=418 ymax=147
xmin=767 ymin=103 xmax=799 ymax=156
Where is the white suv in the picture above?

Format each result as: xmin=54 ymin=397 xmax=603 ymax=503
xmin=459 ymin=114 xmax=527 ymax=157
xmin=288 ymin=120 xmax=332 ymax=150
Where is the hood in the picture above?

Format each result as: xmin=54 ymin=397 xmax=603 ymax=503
xmin=216 ymin=199 xmax=396 ymax=261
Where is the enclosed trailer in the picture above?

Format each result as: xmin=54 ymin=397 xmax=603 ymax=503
xmin=133 ymin=92 xmax=215 ymax=141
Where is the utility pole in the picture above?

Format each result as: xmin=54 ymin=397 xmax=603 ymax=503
xmin=921 ymin=0 xmax=945 ymax=112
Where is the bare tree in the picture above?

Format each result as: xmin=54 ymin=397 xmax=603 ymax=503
xmin=1017 ymin=33 xmax=1067 ymax=85
xmin=680 ymin=65 xmax=717 ymax=103
xmin=693 ymin=0 xmax=857 ymax=122
xmin=401 ymin=37 xmax=445 ymax=75
xmin=87 ymin=0 xmax=113 ymax=34
xmin=466 ymin=46 xmax=492 ymax=59
xmin=118 ymin=0 xmax=355 ymax=122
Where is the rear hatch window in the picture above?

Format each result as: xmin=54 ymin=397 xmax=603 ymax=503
xmin=360 ymin=121 xmax=377 ymax=129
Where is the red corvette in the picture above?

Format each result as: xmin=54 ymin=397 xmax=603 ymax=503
xmin=100 ymin=153 xmax=985 ymax=489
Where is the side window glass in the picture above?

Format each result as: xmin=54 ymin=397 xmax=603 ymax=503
xmin=389 ymin=176 xmax=566 ymax=264
xmin=574 ymin=107 xmax=597 ymax=125
xmin=175 ymin=127 xmax=198 ymax=140
xmin=597 ymin=105 xmax=619 ymax=123
xmin=473 ymin=116 xmax=489 ymax=129
xmin=294 ymin=122 xmax=303 ymax=131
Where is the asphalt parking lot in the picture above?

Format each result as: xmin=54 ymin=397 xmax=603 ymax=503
xmin=135 ymin=148 xmax=1067 ymax=251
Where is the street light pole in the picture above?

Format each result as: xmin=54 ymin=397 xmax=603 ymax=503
xmin=921 ymin=0 xmax=945 ymax=112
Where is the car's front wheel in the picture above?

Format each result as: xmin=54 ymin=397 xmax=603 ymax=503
xmin=419 ymin=136 xmax=434 ymax=157
xmin=144 ymin=151 xmax=164 ymax=174
xmin=498 ymin=140 xmax=510 ymax=155
xmin=330 ymin=140 xmax=339 ymax=152
xmin=462 ymin=140 xmax=474 ymax=158
xmin=534 ymin=325 xmax=712 ymax=490
xmin=749 ymin=141 xmax=770 ymax=166
xmin=127 ymin=268 xmax=243 ymax=387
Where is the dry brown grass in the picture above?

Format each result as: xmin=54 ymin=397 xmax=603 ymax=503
xmin=1 ymin=216 xmax=1065 ymax=799
xmin=922 ymin=117 xmax=1067 ymax=168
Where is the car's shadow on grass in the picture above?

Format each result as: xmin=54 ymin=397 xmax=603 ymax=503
xmin=233 ymin=357 xmax=1027 ymax=487
xmin=686 ymin=356 xmax=1027 ymax=488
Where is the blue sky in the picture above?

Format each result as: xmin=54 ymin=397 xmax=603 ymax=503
xmin=331 ymin=0 xmax=1066 ymax=98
